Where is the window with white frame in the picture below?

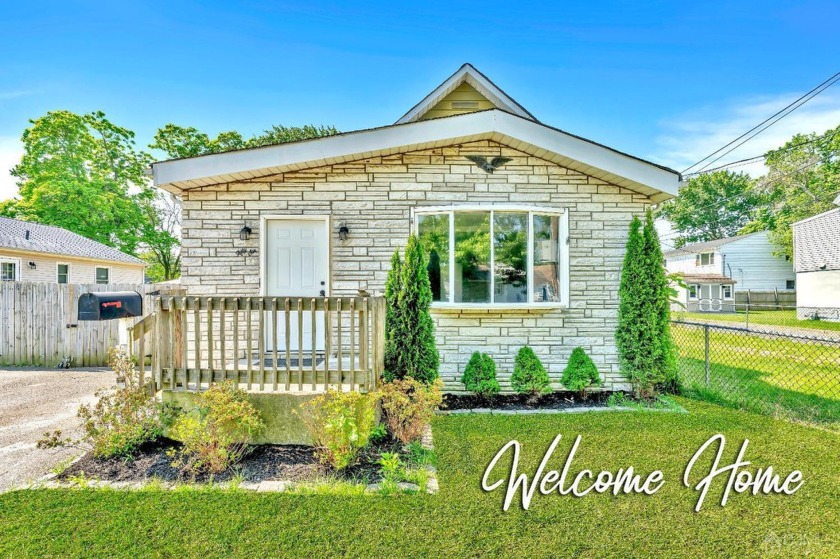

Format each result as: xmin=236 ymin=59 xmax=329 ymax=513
xmin=687 ymin=284 xmax=699 ymax=299
xmin=722 ymin=285 xmax=732 ymax=299
xmin=95 ymin=267 xmax=110 ymax=284
xmin=1 ymin=258 xmax=19 ymax=281
xmin=57 ymin=263 xmax=69 ymax=284
xmin=695 ymin=252 xmax=715 ymax=266
xmin=414 ymin=207 xmax=569 ymax=306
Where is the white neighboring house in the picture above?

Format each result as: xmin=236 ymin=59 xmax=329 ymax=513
xmin=664 ymin=231 xmax=795 ymax=312
xmin=793 ymin=196 xmax=840 ymax=322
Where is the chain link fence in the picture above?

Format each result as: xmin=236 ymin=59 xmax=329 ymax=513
xmin=671 ymin=320 xmax=840 ymax=429
xmin=672 ymin=303 xmax=840 ymax=340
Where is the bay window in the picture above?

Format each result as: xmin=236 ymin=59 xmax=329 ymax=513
xmin=415 ymin=207 xmax=568 ymax=307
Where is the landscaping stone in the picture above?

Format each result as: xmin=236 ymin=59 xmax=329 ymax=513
xmin=257 ymin=480 xmax=289 ymax=492
xmin=397 ymin=482 xmax=419 ymax=491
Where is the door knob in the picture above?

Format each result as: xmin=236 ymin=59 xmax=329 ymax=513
xmin=320 ymin=290 xmax=326 ymax=297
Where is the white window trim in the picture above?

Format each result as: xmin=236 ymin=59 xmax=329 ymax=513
xmin=0 ymin=257 xmax=21 ymax=281
xmin=95 ymin=266 xmax=111 ymax=284
xmin=688 ymin=284 xmax=699 ymax=300
xmin=722 ymin=285 xmax=733 ymax=299
xmin=56 ymin=262 xmax=70 ymax=284
xmin=411 ymin=205 xmax=569 ymax=309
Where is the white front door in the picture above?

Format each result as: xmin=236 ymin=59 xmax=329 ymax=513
xmin=264 ymin=218 xmax=328 ymax=352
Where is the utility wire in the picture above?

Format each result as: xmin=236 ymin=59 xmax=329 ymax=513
xmin=682 ymin=71 xmax=840 ymax=175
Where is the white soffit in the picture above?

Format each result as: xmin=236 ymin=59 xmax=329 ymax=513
xmin=152 ymin=110 xmax=680 ymax=201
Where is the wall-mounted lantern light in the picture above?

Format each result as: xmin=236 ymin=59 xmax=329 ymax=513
xmin=239 ymin=224 xmax=252 ymax=241
xmin=338 ymin=223 xmax=350 ymax=241
xmin=28 ymin=261 xmax=36 ymax=269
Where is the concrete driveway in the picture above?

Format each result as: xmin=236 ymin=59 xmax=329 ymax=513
xmin=0 ymin=368 xmax=114 ymax=492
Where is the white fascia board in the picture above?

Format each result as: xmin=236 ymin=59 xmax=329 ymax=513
xmin=153 ymin=110 xmax=680 ymax=198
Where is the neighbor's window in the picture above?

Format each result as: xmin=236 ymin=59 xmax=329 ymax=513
xmin=95 ymin=267 xmax=110 ymax=284
xmin=1 ymin=260 xmax=17 ymax=282
xmin=786 ymin=279 xmax=795 ymax=290
xmin=57 ymin=264 xmax=69 ymax=284
xmin=415 ymin=207 xmax=567 ymax=306
xmin=688 ymin=284 xmax=699 ymax=299
xmin=722 ymin=285 xmax=732 ymax=299
xmin=696 ymin=252 xmax=715 ymax=266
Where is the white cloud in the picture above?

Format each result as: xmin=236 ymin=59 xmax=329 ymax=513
xmin=0 ymin=137 xmax=22 ymax=200
xmin=654 ymin=90 xmax=840 ymax=177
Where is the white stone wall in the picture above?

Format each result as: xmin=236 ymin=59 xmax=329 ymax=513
xmin=180 ymin=140 xmax=653 ymax=392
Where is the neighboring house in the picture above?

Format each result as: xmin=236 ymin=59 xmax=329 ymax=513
xmin=151 ymin=63 xmax=681 ymax=391
xmin=0 ymin=217 xmax=145 ymax=284
xmin=664 ymin=231 xmax=795 ymax=312
xmin=793 ymin=197 xmax=840 ymax=322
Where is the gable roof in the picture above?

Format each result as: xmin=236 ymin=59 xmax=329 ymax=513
xmin=153 ymin=108 xmax=681 ymax=202
xmin=663 ymin=232 xmax=763 ymax=258
xmin=396 ymin=63 xmax=538 ymax=124
xmin=0 ymin=217 xmax=145 ymax=265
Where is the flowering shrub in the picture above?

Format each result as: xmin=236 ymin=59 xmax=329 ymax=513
xmin=380 ymin=377 xmax=443 ymax=444
xmin=299 ymin=389 xmax=378 ymax=470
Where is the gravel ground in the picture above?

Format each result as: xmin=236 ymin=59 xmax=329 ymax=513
xmin=0 ymin=367 xmax=114 ymax=492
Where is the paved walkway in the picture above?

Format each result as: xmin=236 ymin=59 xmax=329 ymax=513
xmin=0 ymin=368 xmax=113 ymax=492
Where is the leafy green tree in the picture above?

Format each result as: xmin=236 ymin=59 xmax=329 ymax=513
xmin=8 ymin=110 xmax=154 ymax=254
xmin=387 ymin=235 xmax=439 ymax=383
xmin=151 ymin=123 xmax=339 ymax=159
xmin=561 ymin=347 xmax=602 ymax=398
xmin=746 ymin=125 xmax=840 ymax=257
xmin=616 ymin=212 xmax=677 ymax=397
xmin=510 ymin=346 xmax=552 ymax=403
xmin=656 ymin=170 xmax=761 ymax=247
xmin=461 ymin=352 xmax=500 ymax=399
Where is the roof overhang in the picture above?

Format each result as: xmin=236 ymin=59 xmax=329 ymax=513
xmin=152 ymin=110 xmax=680 ymax=202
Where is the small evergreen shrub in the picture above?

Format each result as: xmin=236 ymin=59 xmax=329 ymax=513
xmin=383 ymin=248 xmax=402 ymax=379
xmin=38 ymin=347 xmax=176 ymax=459
xmin=299 ymin=389 xmax=378 ymax=470
xmin=379 ymin=377 xmax=443 ymax=444
xmin=561 ymin=347 xmax=602 ymax=398
xmin=169 ymin=381 xmax=265 ymax=475
xmin=461 ymin=352 xmax=500 ymax=399
xmin=510 ymin=346 xmax=552 ymax=403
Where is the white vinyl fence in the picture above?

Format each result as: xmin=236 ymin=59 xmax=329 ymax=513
xmin=0 ymin=282 xmax=180 ymax=367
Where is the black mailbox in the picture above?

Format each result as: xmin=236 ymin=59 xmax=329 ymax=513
xmin=78 ymin=291 xmax=143 ymax=321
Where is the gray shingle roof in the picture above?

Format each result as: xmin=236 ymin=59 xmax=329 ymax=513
xmin=793 ymin=208 xmax=840 ymax=272
xmin=662 ymin=232 xmax=761 ymax=258
xmin=0 ymin=217 xmax=145 ymax=265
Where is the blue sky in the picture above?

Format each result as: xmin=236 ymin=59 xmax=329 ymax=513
xmin=2 ymin=1 xmax=840 ymax=199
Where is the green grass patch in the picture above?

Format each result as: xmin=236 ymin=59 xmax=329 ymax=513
xmin=673 ymin=324 xmax=840 ymax=429
xmin=675 ymin=309 xmax=840 ymax=334
xmin=2 ymin=400 xmax=838 ymax=558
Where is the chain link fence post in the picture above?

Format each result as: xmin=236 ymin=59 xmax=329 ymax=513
xmin=745 ymin=303 xmax=749 ymax=330
xmin=704 ymin=324 xmax=710 ymax=387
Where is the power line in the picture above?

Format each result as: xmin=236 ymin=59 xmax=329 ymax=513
xmin=682 ymin=71 xmax=840 ymax=175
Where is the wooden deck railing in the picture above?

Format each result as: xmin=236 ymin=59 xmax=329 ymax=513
xmin=129 ymin=296 xmax=385 ymax=394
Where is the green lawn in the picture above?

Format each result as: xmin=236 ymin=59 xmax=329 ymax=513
xmin=672 ymin=323 xmax=840 ymax=428
xmin=674 ymin=309 xmax=840 ymax=334
xmin=2 ymin=400 xmax=839 ymax=558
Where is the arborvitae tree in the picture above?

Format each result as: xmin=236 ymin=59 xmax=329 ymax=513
xmin=383 ymin=248 xmax=402 ymax=379
xmin=388 ymin=235 xmax=439 ymax=383
xmin=461 ymin=352 xmax=500 ymax=399
xmin=510 ymin=346 xmax=552 ymax=403
xmin=561 ymin=347 xmax=602 ymax=399
xmin=616 ymin=211 xmax=677 ymax=397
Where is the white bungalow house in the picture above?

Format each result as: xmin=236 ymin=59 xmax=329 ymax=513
xmin=793 ymin=196 xmax=840 ymax=322
xmin=150 ymin=63 xmax=681 ymax=392
xmin=664 ymin=231 xmax=795 ymax=312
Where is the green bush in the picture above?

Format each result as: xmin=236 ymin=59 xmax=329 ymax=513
xmin=380 ymin=377 xmax=443 ymax=444
xmin=169 ymin=381 xmax=265 ymax=475
xmin=561 ymin=347 xmax=602 ymax=398
xmin=461 ymin=352 xmax=500 ymax=399
xmin=384 ymin=235 xmax=440 ymax=383
xmin=299 ymin=389 xmax=378 ymax=470
xmin=616 ymin=211 xmax=677 ymax=398
xmin=510 ymin=346 xmax=552 ymax=403
xmin=39 ymin=347 xmax=176 ymax=459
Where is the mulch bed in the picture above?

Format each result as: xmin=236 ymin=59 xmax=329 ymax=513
xmin=59 ymin=436 xmax=403 ymax=485
xmin=442 ymin=391 xmax=612 ymax=411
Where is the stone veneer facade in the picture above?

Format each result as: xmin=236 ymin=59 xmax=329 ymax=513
xmin=180 ymin=140 xmax=653 ymax=392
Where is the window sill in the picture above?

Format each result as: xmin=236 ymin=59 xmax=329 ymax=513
xmin=430 ymin=302 xmax=567 ymax=312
